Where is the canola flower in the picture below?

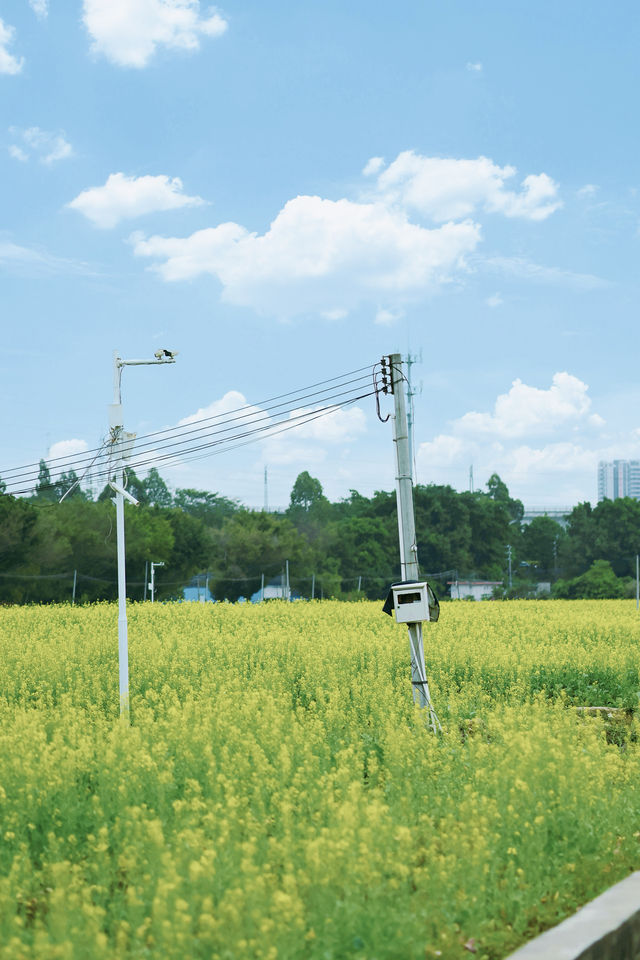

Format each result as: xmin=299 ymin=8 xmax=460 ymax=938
xmin=0 ymin=599 xmax=639 ymax=959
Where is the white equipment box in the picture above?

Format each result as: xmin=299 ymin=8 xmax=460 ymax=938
xmin=391 ymin=581 xmax=431 ymax=623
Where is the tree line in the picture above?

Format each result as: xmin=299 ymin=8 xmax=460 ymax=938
xmin=0 ymin=461 xmax=638 ymax=603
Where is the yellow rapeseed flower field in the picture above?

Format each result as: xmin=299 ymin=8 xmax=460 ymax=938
xmin=0 ymin=599 xmax=639 ymax=959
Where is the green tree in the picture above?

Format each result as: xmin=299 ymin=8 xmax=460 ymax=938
xmin=289 ymin=471 xmax=325 ymax=511
xmin=209 ymin=511 xmax=313 ymax=600
xmin=554 ymin=559 xmax=624 ymax=599
xmin=521 ymin=516 xmax=565 ymax=575
xmin=0 ymin=495 xmax=41 ymax=602
xmin=486 ymin=472 xmax=524 ymax=524
xmin=174 ymin=488 xmax=238 ymax=527
xmin=144 ymin=468 xmax=173 ymax=508
xmin=35 ymin=459 xmax=56 ymax=501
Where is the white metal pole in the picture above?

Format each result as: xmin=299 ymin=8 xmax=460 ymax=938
xmin=150 ymin=563 xmax=155 ymax=603
xmin=260 ymin=572 xmax=265 ymax=602
xmin=112 ymin=350 xmax=130 ymax=721
xmin=285 ymin=559 xmax=290 ymax=600
xmin=109 ymin=348 xmax=176 ymax=720
xmin=72 ymin=569 xmax=77 ymax=605
xmin=390 ymin=353 xmax=439 ymax=728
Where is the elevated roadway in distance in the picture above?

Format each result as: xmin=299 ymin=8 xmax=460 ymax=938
xmin=521 ymin=505 xmax=573 ymax=528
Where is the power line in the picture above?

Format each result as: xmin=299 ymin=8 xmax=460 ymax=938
xmin=1 ymin=363 xmax=377 ymax=481
xmin=6 ymin=389 xmax=378 ymax=497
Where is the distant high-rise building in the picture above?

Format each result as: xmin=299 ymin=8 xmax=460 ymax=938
xmin=598 ymin=459 xmax=640 ymax=501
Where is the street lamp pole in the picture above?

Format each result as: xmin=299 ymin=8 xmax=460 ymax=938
xmin=109 ymin=349 xmax=176 ymax=721
xmin=150 ymin=561 xmax=165 ymax=603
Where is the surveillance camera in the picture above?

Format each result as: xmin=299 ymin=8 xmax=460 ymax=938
xmin=154 ymin=348 xmax=179 ymax=360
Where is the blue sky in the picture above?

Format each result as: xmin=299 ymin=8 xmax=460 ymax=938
xmin=1 ymin=1 xmax=639 ymax=507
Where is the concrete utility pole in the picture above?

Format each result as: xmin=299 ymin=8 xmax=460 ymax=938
xmin=110 ymin=348 xmax=176 ymax=721
xmin=390 ymin=353 xmax=439 ymax=729
xmin=405 ymin=350 xmax=421 ymax=482
xmin=506 ymin=544 xmax=513 ymax=590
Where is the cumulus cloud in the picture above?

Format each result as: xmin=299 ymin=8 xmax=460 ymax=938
xmin=455 ymin=372 xmax=595 ymax=439
xmin=162 ymin=389 xmax=368 ymax=475
xmin=9 ymin=127 xmax=73 ymax=164
xmin=415 ymin=372 xmax=613 ymax=504
xmin=48 ymin=439 xmax=89 ymax=461
xmin=133 ymin=195 xmax=481 ymax=317
xmin=83 ymin=0 xmax=228 ymax=68
xmin=363 ymin=156 xmax=385 ymax=177
xmin=261 ymin=404 xmax=367 ymax=465
xmin=0 ymin=19 xmax=24 ymax=74
xmin=68 ymin=173 xmax=204 ymax=228
xmin=371 ymin=151 xmax=562 ymax=222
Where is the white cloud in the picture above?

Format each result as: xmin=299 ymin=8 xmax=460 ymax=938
xmin=363 ymin=156 xmax=385 ymax=177
xmin=577 ymin=184 xmax=598 ymax=198
xmin=83 ymin=0 xmax=228 ymax=68
xmin=150 ymin=390 xmax=368 ymax=479
xmin=133 ymin=195 xmax=481 ymax=317
xmin=8 ymin=144 xmax=27 ymax=162
xmin=375 ymin=308 xmax=403 ymax=325
xmin=9 ymin=127 xmax=73 ymax=165
xmin=0 ymin=19 xmax=24 ymax=75
xmin=68 ymin=173 xmax=204 ymax=228
xmin=178 ymin=390 xmax=267 ymax=431
xmin=486 ymin=292 xmax=503 ymax=307
xmin=29 ymin=0 xmax=48 ymax=19
xmin=371 ymin=151 xmax=562 ymax=222
xmin=455 ymin=372 xmax=595 ymax=439
xmin=466 ymin=61 xmax=483 ymax=72
xmin=48 ymin=439 xmax=89 ymax=461
xmin=415 ymin=372 xmax=616 ymax=504
xmin=261 ymin=404 xmax=367 ymax=465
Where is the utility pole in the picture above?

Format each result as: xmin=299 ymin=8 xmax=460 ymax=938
xmin=405 ymin=350 xmax=421 ymax=482
xmin=264 ymin=466 xmax=269 ymax=512
xmin=636 ymin=554 xmax=639 ymax=611
xmin=110 ymin=348 xmax=176 ymax=721
xmin=389 ymin=353 xmax=439 ymax=730
xmin=72 ymin=569 xmax=77 ymax=605
xmin=260 ymin=572 xmax=265 ymax=602
xmin=150 ymin=561 xmax=164 ymax=603
xmin=285 ymin=559 xmax=290 ymax=600
xmin=469 ymin=465 xmax=474 ymax=493
xmin=506 ymin=544 xmax=513 ymax=590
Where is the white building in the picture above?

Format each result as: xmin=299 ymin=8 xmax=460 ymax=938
xmin=597 ymin=460 xmax=640 ymax=502
xmin=448 ymin=580 xmax=502 ymax=601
